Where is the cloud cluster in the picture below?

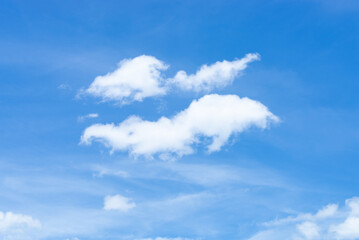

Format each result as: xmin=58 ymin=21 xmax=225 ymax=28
xmin=81 ymin=94 xmax=278 ymax=157
xmin=248 ymin=197 xmax=359 ymax=240
xmin=82 ymin=54 xmax=259 ymax=104
xmin=104 ymin=194 xmax=136 ymax=212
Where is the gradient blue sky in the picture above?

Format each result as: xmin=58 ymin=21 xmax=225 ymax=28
xmin=0 ymin=0 xmax=358 ymax=240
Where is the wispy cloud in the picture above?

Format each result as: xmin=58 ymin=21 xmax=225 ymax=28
xmin=92 ymin=161 xmax=287 ymax=189
xmin=169 ymin=53 xmax=259 ymax=91
xmin=58 ymin=83 xmax=72 ymax=91
xmin=77 ymin=113 xmax=99 ymax=122
xmin=81 ymin=94 xmax=278 ymax=158
xmin=140 ymin=192 xmax=213 ymax=224
xmin=92 ymin=166 xmax=129 ymax=178
xmin=247 ymin=197 xmax=359 ymax=240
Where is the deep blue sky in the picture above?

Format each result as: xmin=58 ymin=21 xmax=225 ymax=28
xmin=0 ymin=1 xmax=358 ymax=240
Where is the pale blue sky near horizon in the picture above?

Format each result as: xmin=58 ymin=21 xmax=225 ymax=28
xmin=0 ymin=0 xmax=358 ymax=239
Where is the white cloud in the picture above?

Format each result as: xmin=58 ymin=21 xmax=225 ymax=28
xmin=82 ymin=54 xmax=258 ymax=104
xmin=297 ymin=222 xmax=320 ymax=239
xmin=84 ymin=55 xmax=168 ymax=104
xmin=78 ymin=113 xmax=99 ymax=122
xmin=81 ymin=94 xmax=278 ymax=157
xmin=0 ymin=211 xmax=41 ymax=231
xmin=330 ymin=197 xmax=359 ymax=239
xmin=0 ymin=211 xmax=41 ymax=240
xmin=169 ymin=53 xmax=260 ymax=91
xmin=331 ymin=217 xmax=359 ymax=239
xmin=315 ymin=204 xmax=339 ymax=218
xmin=247 ymin=197 xmax=359 ymax=240
xmin=264 ymin=203 xmax=339 ymax=227
xmin=104 ymin=194 xmax=136 ymax=212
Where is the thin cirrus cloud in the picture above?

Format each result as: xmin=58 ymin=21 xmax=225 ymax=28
xmin=247 ymin=197 xmax=359 ymax=240
xmin=81 ymin=94 xmax=279 ymax=157
xmin=92 ymin=166 xmax=129 ymax=178
xmin=82 ymin=53 xmax=259 ymax=104
xmin=91 ymin=162 xmax=287 ymax=188
xmin=104 ymin=194 xmax=136 ymax=212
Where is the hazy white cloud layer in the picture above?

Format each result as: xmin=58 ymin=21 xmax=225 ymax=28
xmin=81 ymin=94 xmax=278 ymax=157
xmin=248 ymin=197 xmax=359 ymax=240
xmin=104 ymin=194 xmax=136 ymax=212
xmin=83 ymin=54 xmax=258 ymax=103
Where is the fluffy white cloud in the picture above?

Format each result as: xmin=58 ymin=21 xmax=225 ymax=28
xmin=169 ymin=53 xmax=260 ymax=91
xmin=81 ymin=94 xmax=278 ymax=157
xmin=330 ymin=197 xmax=359 ymax=239
xmin=297 ymin=222 xmax=320 ymax=239
xmin=104 ymin=194 xmax=136 ymax=212
xmin=248 ymin=197 xmax=359 ymax=240
xmin=0 ymin=211 xmax=41 ymax=240
xmin=83 ymin=54 xmax=258 ymax=103
xmin=85 ymin=55 xmax=168 ymax=104
xmin=331 ymin=217 xmax=359 ymax=239
xmin=0 ymin=211 xmax=41 ymax=231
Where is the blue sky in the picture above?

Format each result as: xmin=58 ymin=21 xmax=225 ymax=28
xmin=0 ymin=0 xmax=358 ymax=239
